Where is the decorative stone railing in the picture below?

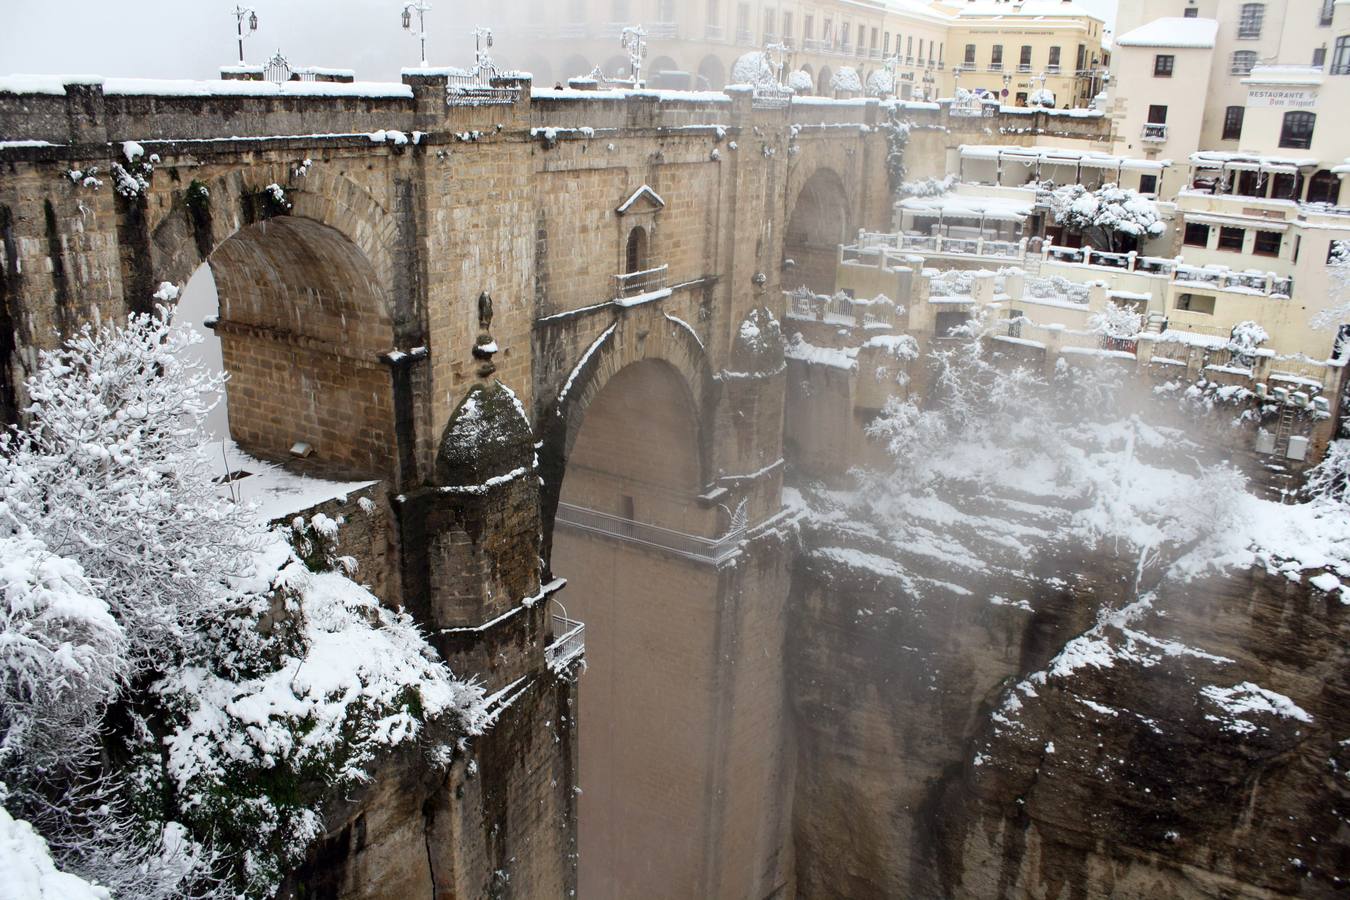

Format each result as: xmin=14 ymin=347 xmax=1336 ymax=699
xmin=1042 ymin=244 xmax=1294 ymax=297
xmin=845 ymin=231 xmax=1026 ymax=264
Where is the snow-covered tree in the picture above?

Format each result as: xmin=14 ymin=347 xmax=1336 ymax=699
xmin=0 ymin=307 xmax=247 ymax=674
xmin=1049 ymin=182 xmax=1167 ymax=253
xmin=865 ymin=68 xmax=895 ymax=98
xmin=788 ymin=69 xmax=814 ymax=94
xmin=830 ymin=66 xmax=863 ymax=95
xmin=1311 ymin=240 xmax=1350 ymax=336
xmin=1226 ymin=320 xmax=1269 ymax=366
xmin=730 ymin=51 xmax=776 ymax=86
xmin=1088 ymin=302 xmax=1143 ymax=342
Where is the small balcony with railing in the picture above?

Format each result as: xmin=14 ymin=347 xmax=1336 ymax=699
xmin=987 ymin=62 xmax=1004 ymax=72
xmin=545 ymin=615 xmax=585 ymax=673
xmin=705 ymin=23 xmax=724 ymax=41
xmin=736 ymin=27 xmax=753 ymax=44
xmin=613 ymin=264 xmax=669 ymax=301
xmin=1142 ymin=122 xmax=1169 ymax=143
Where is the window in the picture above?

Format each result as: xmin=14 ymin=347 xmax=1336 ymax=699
xmin=1048 ymin=45 xmax=1061 ymax=69
xmin=964 ymin=43 xmax=976 ymax=65
xmin=1279 ymin=111 xmax=1316 ymax=148
xmin=1238 ymin=3 xmax=1264 ymax=38
xmin=918 ymin=38 xmax=925 ymax=60
xmin=1184 ymin=7 xmax=1199 ymax=16
xmin=907 ymin=35 xmax=913 ymax=58
xmin=1308 ymin=169 xmax=1342 ymax=205
xmin=1253 ymin=231 xmax=1282 ymax=256
xmin=1176 ymin=293 xmax=1216 ymax=314
xmin=1184 ymin=222 xmax=1211 ymax=246
xmin=884 ymin=32 xmax=890 ymax=54
xmin=783 ymin=12 xmax=793 ymax=41
xmin=1020 ymin=45 xmax=1033 ymax=69
xmin=612 ymin=0 xmax=629 ymax=18
xmin=1333 ymin=36 xmax=1350 ymax=74
xmin=935 ymin=311 xmax=970 ymax=337
xmin=762 ymin=8 xmax=774 ymax=41
xmin=1154 ymin=54 xmax=1175 ymax=76
xmin=939 ymin=43 xmax=944 ymax=65
xmin=991 ymin=44 xmax=1003 ymax=67
xmin=656 ymin=0 xmax=674 ymax=22
xmin=859 ymin=24 xmax=867 ymax=50
xmin=1231 ymin=51 xmax=1257 ymax=75
xmin=1320 ymin=0 xmax=1335 ymax=26
xmin=1272 ymin=172 xmax=1303 ymax=200
xmin=1147 ymin=104 xmax=1168 ymax=124
xmin=1077 ymin=44 xmax=1086 ymax=70
xmin=1140 ymin=174 xmax=1159 ymax=195
xmin=1237 ymin=170 xmax=1264 ymax=197
xmin=804 ymin=15 xmax=813 ymax=39
xmin=871 ymin=27 xmax=878 ymax=50
xmin=1222 ymin=106 xmax=1244 ymax=140
xmin=738 ymin=3 xmax=750 ymax=35
xmin=625 ymin=226 xmax=648 ymax=274
xmin=822 ymin=17 xmax=832 ymax=43
xmin=1329 ymin=239 xmax=1349 ymax=263
xmin=707 ymin=0 xmax=719 ymax=25
xmin=1218 ymin=226 xmax=1246 ymax=251
xmin=1313 ymin=47 xmax=1327 ymax=68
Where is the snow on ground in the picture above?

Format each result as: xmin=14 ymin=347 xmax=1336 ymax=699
xmin=0 ymin=804 xmax=110 ymax=900
xmin=210 ymin=441 xmax=376 ymax=524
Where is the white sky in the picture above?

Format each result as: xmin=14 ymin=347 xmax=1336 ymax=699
xmin=0 ymin=0 xmax=1118 ymax=83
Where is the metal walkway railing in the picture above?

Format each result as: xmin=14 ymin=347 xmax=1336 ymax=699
xmin=555 ymin=502 xmax=744 ymax=564
xmin=545 ymin=615 xmax=585 ymax=671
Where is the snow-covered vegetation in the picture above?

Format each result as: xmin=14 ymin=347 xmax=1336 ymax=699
xmin=730 ymin=51 xmax=776 ymax=87
xmin=1049 ymin=182 xmax=1167 ymax=252
xmin=788 ymin=69 xmax=814 ymax=94
xmin=0 ymin=311 xmax=483 ymax=898
xmin=829 ymin=66 xmax=863 ymax=95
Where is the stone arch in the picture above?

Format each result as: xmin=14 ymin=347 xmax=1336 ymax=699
xmin=648 ymin=55 xmax=684 ymax=89
xmin=537 ymin=311 xmax=715 ymax=573
xmin=205 ymin=216 xmax=399 ymax=479
xmin=561 ymin=54 xmax=592 ymax=81
xmin=817 ymin=65 xmax=833 ymax=96
xmin=784 ymin=165 xmax=852 ymax=293
xmin=603 ymin=54 xmax=631 ymax=79
xmin=696 ymin=54 xmax=726 ymax=90
xmin=523 ymin=55 xmax=555 ymax=87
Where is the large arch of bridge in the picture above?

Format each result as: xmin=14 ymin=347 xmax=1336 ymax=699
xmin=784 ymin=163 xmax=852 ymax=295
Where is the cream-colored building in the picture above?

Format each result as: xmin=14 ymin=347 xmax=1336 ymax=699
xmin=482 ymin=0 xmax=1104 ymax=103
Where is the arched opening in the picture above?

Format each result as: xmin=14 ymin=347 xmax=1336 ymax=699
xmin=551 ymin=358 xmax=720 ymax=900
xmin=176 ymin=216 xmax=397 ymax=480
xmin=624 ymin=225 xmax=648 ymax=275
xmin=785 ymin=167 xmax=851 ymax=294
xmin=648 ymin=55 xmax=685 ymax=89
xmin=603 ymin=54 xmax=631 ymax=80
xmin=1308 ymin=169 xmax=1342 ymax=205
xmin=523 ymin=55 xmax=554 ymax=87
xmin=696 ymin=53 xmax=726 ymax=90
xmin=817 ymin=65 xmax=833 ymax=96
xmin=561 ymin=54 xmax=592 ymax=81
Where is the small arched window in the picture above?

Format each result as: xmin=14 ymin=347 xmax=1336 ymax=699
xmin=1307 ymin=169 xmax=1342 ymax=205
xmin=625 ymin=226 xmax=648 ymax=275
xmin=1279 ymin=111 xmax=1316 ymax=149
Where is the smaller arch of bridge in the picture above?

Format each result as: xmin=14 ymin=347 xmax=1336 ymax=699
xmin=537 ymin=311 xmax=716 ymax=572
xmin=783 ymin=163 xmax=854 ymax=294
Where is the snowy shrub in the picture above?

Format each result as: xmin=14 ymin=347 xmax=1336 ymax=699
xmin=1049 ymin=183 xmax=1167 ymax=252
xmin=1088 ymin=302 xmax=1143 ymax=341
xmin=1226 ymin=321 xmax=1269 ymax=365
xmin=788 ymin=69 xmax=814 ymax=94
xmin=1028 ymin=87 xmax=1055 ymax=108
xmin=260 ymin=183 xmax=292 ymax=217
xmin=1311 ymin=241 xmax=1350 ymax=335
xmin=733 ymin=308 xmax=787 ymax=375
xmin=899 ymin=174 xmax=957 ymax=198
xmin=67 ymin=167 xmax=103 ymax=191
xmin=1306 ymin=440 xmax=1350 ymax=506
xmin=865 ymin=68 xmax=895 ymax=97
xmin=883 ymin=115 xmax=911 ymax=194
xmin=830 ymin=66 xmax=863 ymax=94
xmin=730 ymin=51 xmax=776 ymax=86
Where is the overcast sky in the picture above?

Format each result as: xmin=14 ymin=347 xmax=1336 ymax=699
xmin=0 ymin=0 xmax=1118 ymax=83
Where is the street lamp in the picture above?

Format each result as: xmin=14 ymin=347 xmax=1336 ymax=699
xmin=232 ymin=6 xmax=258 ymax=64
xmin=402 ymin=1 xmax=432 ymax=67
xmin=620 ymin=25 xmax=648 ymax=86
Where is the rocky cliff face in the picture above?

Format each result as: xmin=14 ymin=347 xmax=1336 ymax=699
xmin=788 ymin=514 xmax=1349 ymax=899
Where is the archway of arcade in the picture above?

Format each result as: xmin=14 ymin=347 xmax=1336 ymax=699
xmin=172 ymin=215 xmax=397 ymax=482
xmin=785 ymin=166 xmax=851 ymax=295
xmin=550 ymin=358 xmax=728 ymax=900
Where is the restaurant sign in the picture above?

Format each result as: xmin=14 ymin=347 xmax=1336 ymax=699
xmin=1247 ymin=87 xmax=1318 ymax=109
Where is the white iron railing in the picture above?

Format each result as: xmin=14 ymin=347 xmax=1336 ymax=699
xmin=555 ymin=502 xmax=744 ymax=563
xmin=613 ymin=264 xmax=669 ymax=298
xmin=545 ymin=615 xmax=585 ymax=671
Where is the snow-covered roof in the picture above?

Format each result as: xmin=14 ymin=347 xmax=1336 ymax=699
xmin=942 ymin=0 xmax=1103 ymax=20
xmin=0 ymin=73 xmax=412 ymax=98
xmin=1190 ymin=151 xmax=1320 ymax=172
xmin=617 ymin=184 xmax=666 ymax=214
xmin=1333 ymin=158 xmax=1350 ymax=175
xmin=1115 ymin=17 xmax=1218 ymax=49
xmin=1242 ymin=65 xmax=1324 ymax=86
xmin=898 ymin=194 xmax=1034 ymax=222
xmin=960 ymin=144 xmax=1169 ymax=172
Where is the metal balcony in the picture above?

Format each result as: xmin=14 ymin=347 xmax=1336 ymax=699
xmin=555 ymin=502 xmax=745 ymax=564
xmin=736 ymin=27 xmax=752 ymax=44
xmin=545 ymin=615 xmax=585 ymax=672
xmin=705 ymin=24 xmax=724 ymax=40
xmin=1142 ymin=122 xmax=1168 ymax=142
xmin=987 ymin=62 xmax=1004 ymax=72
xmin=613 ymin=264 xmax=668 ymax=298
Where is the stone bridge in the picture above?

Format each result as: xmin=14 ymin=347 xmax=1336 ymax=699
xmin=0 ymin=73 xmax=1109 ymax=898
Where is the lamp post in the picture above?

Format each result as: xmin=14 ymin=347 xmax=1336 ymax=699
xmin=765 ymin=41 xmax=789 ymax=87
xmin=402 ymin=1 xmax=432 ymax=67
xmin=232 ymin=6 xmax=258 ymax=64
xmin=620 ymin=25 xmax=647 ymax=86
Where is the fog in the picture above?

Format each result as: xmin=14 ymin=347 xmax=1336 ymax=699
xmin=0 ymin=0 xmax=1118 ymax=82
